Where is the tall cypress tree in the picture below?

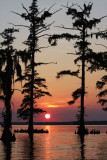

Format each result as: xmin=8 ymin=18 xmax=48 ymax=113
xmin=0 ymin=28 xmax=21 ymax=141
xmin=12 ymin=0 xmax=58 ymax=134
xmin=88 ymin=30 xmax=107 ymax=110
xmin=49 ymin=3 xmax=105 ymax=135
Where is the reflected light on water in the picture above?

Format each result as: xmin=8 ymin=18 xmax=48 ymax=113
xmin=45 ymin=125 xmax=50 ymax=133
xmin=0 ymin=125 xmax=107 ymax=160
xmin=44 ymin=126 xmax=51 ymax=159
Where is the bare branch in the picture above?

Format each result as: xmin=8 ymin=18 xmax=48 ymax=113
xmin=67 ymin=53 xmax=77 ymax=55
xmin=11 ymin=11 xmax=21 ymax=16
xmin=76 ymin=26 xmax=82 ymax=31
xmin=61 ymin=3 xmax=77 ymax=9
xmin=36 ymin=8 xmax=46 ymax=16
xmin=70 ymin=3 xmax=78 ymax=8
xmin=36 ymin=23 xmax=52 ymax=33
xmin=52 ymin=8 xmax=62 ymax=15
xmin=36 ymin=21 xmax=55 ymax=35
xmin=36 ymin=26 xmax=47 ymax=33
xmin=76 ymin=4 xmax=83 ymax=11
xmin=9 ymin=23 xmax=30 ymax=28
xmin=48 ymin=3 xmax=56 ymax=11
xmin=34 ymin=46 xmax=51 ymax=52
xmin=34 ymin=62 xmax=57 ymax=66
xmin=76 ymin=76 xmax=81 ymax=79
xmin=37 ymin=34 xmax=51 ymax=38
xmin=67 ymin=2 xmax=69 ymax=8
xmin=88 ymin=2 xmax=92 ymax=6
xmin=45 ymin=21 xmax=55 ymax=28
xmin=55 ymin=24 xmax=78 ymax=31
xmin=49 ymin=62 xmax=57 ymax=64
xmin=95 ymin=43 xmax=107 ymax=49
xmin=38 ymin=46 xmax=51 ymax=50
xmin=36 ymin=28 xmax=50 ymax=36
xmin=22 ymin=3 xmax=29 ymax=14
xmin=55 ymin=24 xmax=82 ymax=31
xmin=100 ymin=15 xmax=107 ymax=20
xmin=92 ymin=28 xmax=106 ymax=35
xmin=61 ymin=5 xmax=69 ymax=9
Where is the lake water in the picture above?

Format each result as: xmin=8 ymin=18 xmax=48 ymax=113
xmin=0 ymin=125 xmax=107 ymax=160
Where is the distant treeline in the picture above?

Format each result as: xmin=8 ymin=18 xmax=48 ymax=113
xmin=0 ymin=121 xmax=107 ymax=125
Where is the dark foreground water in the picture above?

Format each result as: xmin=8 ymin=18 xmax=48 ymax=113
xmin=0 ymin=125 xmax=107 ymax=160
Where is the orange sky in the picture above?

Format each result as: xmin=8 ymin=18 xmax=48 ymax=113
xmin=0 ymin=0 xmax=107 ymax=122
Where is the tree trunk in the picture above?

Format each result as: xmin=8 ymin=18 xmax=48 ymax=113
xmin=1 ymin=55 xmax=16 ymax=142
xmin=1 ymin=101 xmax=12 ymax=142
xmin=1 ymin=90 xmax=15 ymax=142
xmin=28 ymin=52 xmax=34 ymax=134
xmin=28 ymin=13 xmax=36 ymax=134
xmin=78 ymin=26 xmax=86 ymax=135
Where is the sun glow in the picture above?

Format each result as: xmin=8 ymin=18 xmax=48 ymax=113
xmin=47 ymin=105 xmax=58 ymax=108
xmin=45 ymin=114 xmax=51 ymax=119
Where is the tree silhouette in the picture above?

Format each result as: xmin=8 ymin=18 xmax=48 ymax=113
xmin=12 ymin=0 xmax=59 ymax=134
xmin=96 ymin=31 xmax=107 ymax=110
xmin=96 ymin=75 xmax=107 ymax=109
xmin=0 ymin=28 xmax=21 ymax=141
xmin=49 ymin=3 xmax=105 ymax=135
xmin=88 ymin=30 xmax=107 ymax=110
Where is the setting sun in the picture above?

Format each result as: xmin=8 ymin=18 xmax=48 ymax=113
xmin=45 ymin=114 xmax=51 ymax=119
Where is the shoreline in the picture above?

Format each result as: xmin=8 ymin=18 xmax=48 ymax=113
xmin=1 ymin=121 xmax=107 ymax=125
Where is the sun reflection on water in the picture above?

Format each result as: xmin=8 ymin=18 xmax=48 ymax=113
xmin=0 ymin=125 xmax=107 ymax=159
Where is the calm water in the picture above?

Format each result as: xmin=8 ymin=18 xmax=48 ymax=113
xmin=0 ymin=125 xmax=107 ymax=160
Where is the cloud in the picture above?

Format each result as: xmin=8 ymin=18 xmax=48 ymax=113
xmin=47 ymin=105 xmax=58 ymax=108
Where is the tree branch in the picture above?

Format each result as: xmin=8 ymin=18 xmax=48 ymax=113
xmin=52 ymin=8 xmax=62 ymax=15
xmin=36 ymin=8 xmax=46 ymax=16
xmin=9 ymin=23 xmax=30 ymax=28
xmin=34 ymin=62 xmax=57 ymax=66
xmin=48 ymin=3 xmax=56 ymax=11
xmin=95 ymin=43 xmax=107 ymax=49
xmin=36 ymin=28 xmax=50 ymax=35
xmin=45 ymin=21 xmax=55 ymax=28
xmin=55 ymin=24 xmax=78 ymax=31
xmin=36 ymin=23 xmax=51 ymax=33
xmin=37 ymin=34 xmax=51 ymax=38
xmin=36 ymin=21 xmax=55 ymax=35
xmin=22 ymin=3 xmax=29 ymax=14
xmin=67 ymin=52 xmax=77 ymax=55
xmin=100 ymin=15 xmax=107 ymax=20
xmin=57 ymin=70 xmax=81 ymax=79
xmin=55 ymin=24 xmax=82 ymax=32
xmin=11 ymin=11 xmax=22 ymax=16
xmin=61 ymin=3 xmax=77 ymax=9
xmin=37 ymin=46 xmax=51 ymax=51
xmin=76 ymin=4 xmax=83 ymax=11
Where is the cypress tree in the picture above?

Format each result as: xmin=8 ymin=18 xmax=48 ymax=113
xmin=0 ymin=28 xmax=21 ymax=141
xmin=12 ymin=0 xmax=59 ymax=135
xmin=48 ymin=3 xmax=105 ymax=135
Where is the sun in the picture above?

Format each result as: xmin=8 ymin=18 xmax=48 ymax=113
xmin=45 ymin=113 xmax=51 ymax=119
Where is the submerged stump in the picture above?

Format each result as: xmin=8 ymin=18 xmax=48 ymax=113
xmin=75 ymin=126 xmax=89 ymax=135
xmin=1 ymin=129 xmax=16 ymax=142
